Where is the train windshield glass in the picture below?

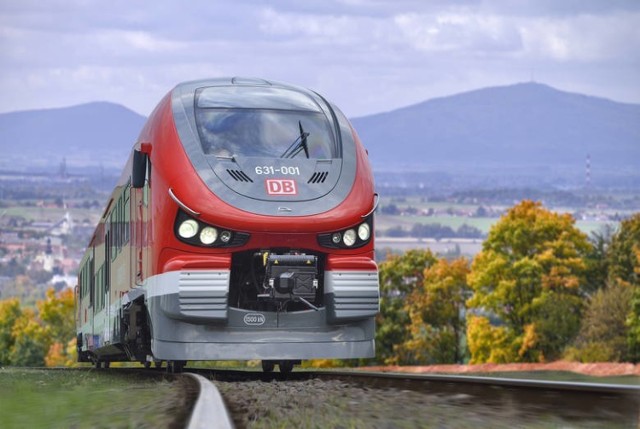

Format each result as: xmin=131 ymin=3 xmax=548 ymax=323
xmin=195 ymin=86 xmax=337 ymax=159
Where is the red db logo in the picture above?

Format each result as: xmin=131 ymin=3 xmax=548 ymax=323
xmin=266 ymin=179 xmax=297 ymax=196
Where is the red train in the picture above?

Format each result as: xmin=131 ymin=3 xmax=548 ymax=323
xmin=76 ymin=77 xmax=379 ymax=372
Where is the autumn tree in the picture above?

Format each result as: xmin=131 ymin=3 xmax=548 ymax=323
xmin=377 ymin=249 xmax=437 ymax=364
xmin=398 ymin=257 xmax=470 ymax=364
xmin=0 ymin=288 xmax=76 ymax=367
xmin=467 ymin=200 xmax=591 ymax=363
xmin=38 ymin=288 xmax=76 ymax=367
xmin=9 ymin=307 xmax=49 ymax=366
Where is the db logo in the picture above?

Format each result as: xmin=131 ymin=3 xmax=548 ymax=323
xmin=266 ymin=179 xmax=297 ymax=196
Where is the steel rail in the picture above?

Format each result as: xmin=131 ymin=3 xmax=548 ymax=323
xmin=184 ymin=372 xmax=234 ymax=429
xmin=318 ymin=369 xmax=640 ymax=395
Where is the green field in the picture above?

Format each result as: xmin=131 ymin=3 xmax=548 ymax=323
xmin=1 ymin=206 xmax=101 ymax=223
xmin=0 ymin=368 xmax=192 ymax=429
xmin=377 ymin=197 xmax=618 ymax=238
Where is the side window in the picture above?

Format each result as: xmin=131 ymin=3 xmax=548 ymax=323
xmin=143 ymin=161 xmax=151 ymax=207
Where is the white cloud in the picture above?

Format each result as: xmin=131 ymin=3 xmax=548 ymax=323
xmin=394 ymin=12 xmax=523 ymax=54
xmin=101 ymin=30 xmax=186 ymax=53
xmin=258 ymin=7 xmax=397 ymax=46
xmin=0 ymin=1 xmax=638 ymax=117
xmin=520 ymin=12 xmax=640 ymax=62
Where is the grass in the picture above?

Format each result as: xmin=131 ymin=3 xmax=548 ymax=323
xmin=0 ymin=368 xmax=192 ymax=429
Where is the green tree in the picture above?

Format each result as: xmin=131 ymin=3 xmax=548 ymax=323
xmin=608 ymin=213 xmax=640 ymax=361
xmin=9 ymin=308 xmax=49 ymax=366
xmin=565 ymin=282 xmax=634 ymax=362
xmin=467 ymin=200 xmax=591 ymax=363
xmin=399 ymin=257 xmax=470 ymax=364
xmin=377 ymin=249 xmax=437 ymax=364
xmin=582 ymin=225 xmax=615 ymax=295
xmin=607 ymin=213 xmax=640 ymax=285
xmin=0 ymin=298 xmax=22 ymax=365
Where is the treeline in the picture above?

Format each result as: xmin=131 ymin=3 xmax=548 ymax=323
xmin=382 ymin=223 xmax=485 ymax=239
xmin=375 ymin=201 xmax=640 ymax=365
xmin=1 ymin=200 xmax=639 ymax=367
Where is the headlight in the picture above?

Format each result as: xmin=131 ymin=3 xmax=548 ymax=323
xmin=317 ymin=214 xmax=374 ymax=249
xmin=343 ymin=229 xmax=356 ymax=247
xmin=358 ymin=223 xmax=371 ymax=241
xmin=174 ymin=209 xmax=250 ymax=248
xmin=199 ymin=227 xmax=218 ymax=245
xmin=178 ymin=219 xmax=199 ymax=238
xmin=220 ymin=230 xmax=232 ymax=243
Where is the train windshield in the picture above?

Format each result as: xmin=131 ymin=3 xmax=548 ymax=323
xmin=194 ymin=86 xmax=338 ymax=159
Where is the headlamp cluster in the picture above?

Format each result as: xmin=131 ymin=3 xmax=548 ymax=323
xmin=318 ymin=216 xmax=373 ymax=249
xmin=174 ymin=210 xmax=249 ymax=248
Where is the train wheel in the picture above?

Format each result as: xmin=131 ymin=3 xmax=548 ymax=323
xmin=279 ymin=360 xmax=294 ymax=374
xmin=143 ymin=361 xmax=151 ymax=369
xmin=166 ymin=360 xmax=185 ymax=374
xmin=94 ymin=360 xmax=102 ymax=369
xmin=261 ymin=360 xmax=275 ymax=373
xmin=155 ymin=361 xmax=163 ymax=369
xmin=104 ymin=361 xmax=111 ymax=369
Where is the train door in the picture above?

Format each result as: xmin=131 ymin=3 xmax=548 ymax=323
xmin=132 ymin=168 xmax=150 ymax=286
xmin=105 ymin=228 xmax=112 ymax=344
xmin=88 ymin=250 xmax=95 ymax=349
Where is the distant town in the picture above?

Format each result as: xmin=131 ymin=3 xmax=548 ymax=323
xmin=2 ymin=164 xmax=638 ymax=305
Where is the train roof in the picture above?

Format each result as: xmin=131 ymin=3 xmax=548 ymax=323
xmin=165 ymin=77 xmax=359 ymax=216
xmin=173 ymin=77 xmax=324 ymax=109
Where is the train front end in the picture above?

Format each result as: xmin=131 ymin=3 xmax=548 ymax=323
xmin=137 ymin=78 xmax=379 ymax=368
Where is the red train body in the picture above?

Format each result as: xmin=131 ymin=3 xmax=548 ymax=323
xmin=76 ymin=78 xmax=379 ymax=372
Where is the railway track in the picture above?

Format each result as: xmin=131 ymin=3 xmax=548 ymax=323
xmin=189 ymin=368 xmax=640 ymax=428
xmin=17 ymin=366 xmax=638 ymax=428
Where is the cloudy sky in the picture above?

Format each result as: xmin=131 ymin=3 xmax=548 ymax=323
xmin=1 ymin=0 xmax=639 ymax=118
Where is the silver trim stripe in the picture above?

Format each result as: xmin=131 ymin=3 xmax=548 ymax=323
xmin=326 ymin=271 xmax=379 ymax=293
xmin=326 ymin=270 xmax=380 ymax=320
xmin=179 ymin=271 xmax=229 ymax=314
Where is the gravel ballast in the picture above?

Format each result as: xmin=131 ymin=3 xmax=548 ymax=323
xmin=211 ymin=375 xmax=636 ymax=428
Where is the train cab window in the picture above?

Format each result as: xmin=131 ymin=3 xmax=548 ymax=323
xmin=194 ymin=86 xmax=338 ymax=159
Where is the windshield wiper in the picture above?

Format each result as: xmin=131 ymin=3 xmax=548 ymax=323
xmin=280 ymin=121 xmax=310 ymax=159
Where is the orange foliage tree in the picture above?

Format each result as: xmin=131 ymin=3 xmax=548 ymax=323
xmin=398 ymin=257 xmax=470 ymax=364
xmin=467 ymin=200 xmax=591 ymax=363
xmin=39 ymin=288 xmax=76 ymax=367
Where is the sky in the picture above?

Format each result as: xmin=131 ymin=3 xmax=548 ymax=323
xmin=1 ymin=0 xmax=639 ymax=118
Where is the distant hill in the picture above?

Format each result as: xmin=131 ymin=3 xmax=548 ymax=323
xmin=351 ymin=82 xmax=640 ymax=177
xmin=0 ymin=83 xmax=638 ymax=187
xmin=0 ymin=102 xmax=146 ymax=171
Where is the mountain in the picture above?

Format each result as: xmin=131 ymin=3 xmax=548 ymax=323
xmin=0 ymin=83 xmax=638 ymax=186
xmin=351 ymin=82 xmax=640 ymax=176
xmin=0 ymin=102 xmax=146 ymax=171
